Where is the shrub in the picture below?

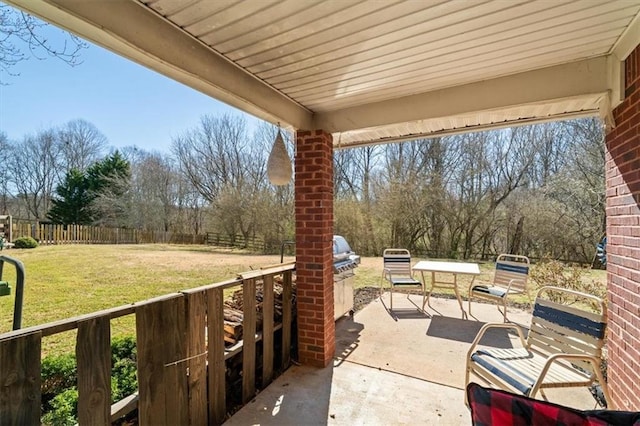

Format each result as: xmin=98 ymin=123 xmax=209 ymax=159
xmin=111 ymin=336 xmax=138 ymax=401
xmin=41 ymin=335 xmax=138 ymax=425
xmin=13 ymin=236 xmax=38 ymax=249
xmin=41 ymin=388 xmax=78 ymax=426
xmin=41 ymin=354 xmax=77 ymax=414
xmin=530 ymin=258 xmax=606 ymax=309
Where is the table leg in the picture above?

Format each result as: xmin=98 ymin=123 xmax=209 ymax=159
xmin=452 ymin=274 xmax=467 ymax=319
xmin=467 ymin=276 xmax=476 ymax=318
xmin=422 ymin=271 xmax=434 ymax=310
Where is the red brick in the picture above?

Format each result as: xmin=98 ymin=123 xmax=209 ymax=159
xmin=294 ymin=128 xmax=335 ymax=368
xmin=605 ymin=43 xmax=640 ymax=411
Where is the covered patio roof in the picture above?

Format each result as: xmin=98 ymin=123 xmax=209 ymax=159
xmin=7 ymin=0 xmax=640 ymax=147
xmin=4 ymin=0 xmax=640 ymax=418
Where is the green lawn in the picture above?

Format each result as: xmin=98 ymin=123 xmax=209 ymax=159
xmin=0 ymin=244 xmax=607 ymax=355
xmin=0 ymin=244 xmax=291 ymax=354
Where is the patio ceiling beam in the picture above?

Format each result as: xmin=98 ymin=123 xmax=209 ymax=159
xmin=314 ymin=56 xmax=611 ymax=134
xmin=6 ymin=0 xmax=313 ymax=131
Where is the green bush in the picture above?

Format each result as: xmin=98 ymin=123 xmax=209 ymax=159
xmin=13 ymin=236 xmax=38 ymax=249
xmin=41 ymin=336 xmax=138 ymax=425
xmin=111 ymin=336 xmax=138 ymax=401
xmin=41 ymin=388 xmax=78 ymax=426
xmin=41 ymin=354 xmax=77 ymax=415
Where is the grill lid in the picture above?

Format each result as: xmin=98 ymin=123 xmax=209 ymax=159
xmin=333 ymin=235 xmax=360 ymax=273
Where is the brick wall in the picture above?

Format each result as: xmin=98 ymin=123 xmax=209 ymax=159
xmin=294 ymin=129 xmax=335 ymax=367
xmin=605 ymin=45 xmax=640 ymax=410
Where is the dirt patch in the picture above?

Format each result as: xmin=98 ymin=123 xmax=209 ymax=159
xmin=111 ymin=244 xmax=292 ymax=271
xmin=354 ymin=286 xmax=381 ymax=311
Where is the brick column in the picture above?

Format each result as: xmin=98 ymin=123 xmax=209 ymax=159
xmin=295 ymin=129 xmax=335 ymax=367
xmin=605 ymin=45 xmax=640 ymax=410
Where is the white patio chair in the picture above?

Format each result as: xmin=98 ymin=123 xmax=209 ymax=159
xmin=380 ymin=248 xmax=423 ymax=310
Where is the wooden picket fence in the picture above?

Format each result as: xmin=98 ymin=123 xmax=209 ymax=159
xmin=11 ymin=222 xmax=205 ymax=245
xmin=205 ymin=232 xmax=266 ymax=251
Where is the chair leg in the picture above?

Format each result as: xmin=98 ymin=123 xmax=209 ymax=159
xmin=390 ymin=287 xmax=393 ymax=310
xmin=500 ymin=298 xmax=508 ymax=323
xmin=464 ymin=365 xmax=472 ymax=407
xmin=591 ymin=360 xmax=612 ymax=408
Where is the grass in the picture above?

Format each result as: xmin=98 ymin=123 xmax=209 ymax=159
xmin=0 ymin=244 xmax=292 ymax=355
xmin=0 ymin=245 xmax=607 ymax=355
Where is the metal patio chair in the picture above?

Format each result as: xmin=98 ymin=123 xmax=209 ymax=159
xmin=468 ymin=253 xmax=530 ymax=322
xmin=380 ymin=248 xmax=423 ymax=310
xmin=465 ymin=286 xmax=610 ymax=407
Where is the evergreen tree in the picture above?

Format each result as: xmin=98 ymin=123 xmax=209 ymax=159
xmin=47 ymin=169 xmax=92 ymax=224
xmin=47 ymin=152 xmax=131 ymax=225
xmin=87 ymin=151 xmax=131 ymax=227
xmin=87 ymin=151 xmax=130 ymax=194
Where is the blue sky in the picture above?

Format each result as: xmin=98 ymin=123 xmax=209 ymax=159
xmin=0 ymin=12 xmax=258 ymax=153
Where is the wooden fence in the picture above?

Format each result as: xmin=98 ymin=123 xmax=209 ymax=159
xmin=205 ymin=232 xmax=266 ymax=252
xmin=11 ymin=222 xmax=206 ymax=245
xmin=0 ymin=262 xmax=296 ymax=425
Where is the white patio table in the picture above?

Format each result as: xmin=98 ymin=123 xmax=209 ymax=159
xmin=412 ymin=260 xmax=480 ymax=319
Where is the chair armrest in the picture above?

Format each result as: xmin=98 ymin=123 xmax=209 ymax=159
xmin=504 ymin=278 xmax=525 ymax=293
xmin=531 ymin=353 xmax=606 ymax=399
xmin=382 ymin=268 xmax=393 ymax=287
xmin=466 ymin=323 xmax=527 ymax=361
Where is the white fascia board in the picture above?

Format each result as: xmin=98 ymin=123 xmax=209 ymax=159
xmin=315 ymin=56 xmax=610 ymax=133
xmin=612 ymin=11 xmax=640 ymax=61
xmin=607 ymin=54 xmax=624 ymax=110
xmin=609 ymin=10 xmax=640 ymax=110
xmin=6 ymin=0 xmax=313 ymax=131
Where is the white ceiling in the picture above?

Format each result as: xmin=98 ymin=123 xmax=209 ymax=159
xmin=7 ymin=0 xmax=640 ymax=147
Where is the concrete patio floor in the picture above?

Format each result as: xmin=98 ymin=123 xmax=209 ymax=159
xmin=226 ymin=293 xmax=600 ymax=425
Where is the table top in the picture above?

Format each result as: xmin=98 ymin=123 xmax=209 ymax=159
xmin=413 ymin=260 xmax=480 ymax=275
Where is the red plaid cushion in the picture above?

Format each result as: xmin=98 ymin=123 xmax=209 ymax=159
xmin=467 ymin=383 xmax=640 ymax=426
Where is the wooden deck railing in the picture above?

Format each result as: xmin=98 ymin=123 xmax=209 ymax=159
xmin=0 ymin=262 xmax=296 ymax=425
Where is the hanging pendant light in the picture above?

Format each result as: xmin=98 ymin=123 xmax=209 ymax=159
xmin=267 ymin=126 xmax=292 ymax=185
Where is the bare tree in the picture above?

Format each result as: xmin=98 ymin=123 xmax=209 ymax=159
xmin=179 ymin=184 xmax=208 ymax=235
xmin=374 ymin=140 xmax=436 ymax=250
xmin=251 ymin=122 xmax=294 ymax=246
xmin=173 ymin=115 xmax=280 ymax=244
xmin=334 ymin=145 xmax=381 ymax=254
xmin=540 ymin=118 xmax=606 ymax=260
xmin=172 ymin=114 xmax=248 ymax=203
xmin=58 ymin=119 xmax=108 ymax=174
xmin=128 ymin=150 xmax=180 ymax=232
xmin=0 ymin=4 xmax=87 ymax=81
xmin=0 ymin=132 xmax=11 ymax=214
xmin=8 ymin=129 xmax=61 ymax=219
